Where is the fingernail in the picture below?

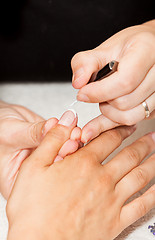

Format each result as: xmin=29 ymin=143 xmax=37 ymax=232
xmin=73 ymin=68 xmax=84 ymax=83
xmin=77 ymin=93 xmax=90 ymax=102
xmin=59 ymin=110 xmax=76 ymax=127
xmin=42 ymin=120 xmax=51 ymax=137
xmin=151 ymin=132 xmax=155 ymax=142
xmin=42 ymin=119 xmax=58 ymax=137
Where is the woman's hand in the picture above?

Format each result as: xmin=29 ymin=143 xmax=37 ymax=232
xmin=71 ymin=20 xmax=155 ymax=143
xmin=0 ymin=101 xmax=81 ymax=199
xmin=6 ymin=111 xmax=155 ymax=240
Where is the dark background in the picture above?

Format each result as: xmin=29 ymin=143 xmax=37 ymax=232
xmin=0 ymin=0 xmax=154 ymax=82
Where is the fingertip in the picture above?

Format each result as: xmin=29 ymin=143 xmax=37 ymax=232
xmin=70 ymin=127 xmax=82 ymax=141
xmin=54 ymin=155 xmax=64 ymax=163
xmin=72 ymin=76 xmax=88 ymax=89
xmin=58 ymin=139 xmax=79 ymax=158
xmin=116 ymin=124 xmax=137 ymax=141
xmin=58 ymin=110 xmax=77 ymax=127
xmin=81 ymin=128 xmax=93 ymax=144
xmin=42 ymin=118 xmax=58 ymax=137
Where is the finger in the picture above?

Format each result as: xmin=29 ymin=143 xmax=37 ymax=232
xmin=53 ymin=129 xmax=82 ymax=162
xmin=99 ymin=92 xmax=155 ymax=125
xmin=71 ymin=49 xmax=112 ymax=89
xmin=73 ymin=125 xmax=136 ymax=164
xmin=109 ymin=64 xmax=155 ymax=110
xmin=71 ymin=28 xmax=128 ymax=89
xmin=0 ymin=119 xmax=46 ymax=149
xmin=81 ymin=114 xmax=120 ymax=143
xmin=76 ymin=43 xmax=154 ymax=103
xmin=116 ymin=153 xmax=155 ymax=203
xmin=57 ymin=139 xmax=79 ymax=159
xmin=31 ymin=110 xmax=77 ymax=167
xmin=120 ymin=184 xmax=155 ymax=229
xmin=18 ymin=118 xmax=59 ymax=149
xmin=42 ymin=118 xmax=59 ymax=137
xmin=106 ymin=133 xmax=155 ymax=183
xmin=5 ymin=149 xmax=32 ymax=199
xmin=70 ymin=127 xmax=82 ymax=141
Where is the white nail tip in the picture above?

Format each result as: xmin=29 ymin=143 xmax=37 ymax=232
xmin=67 ymin=108 xmax=77 ymax=118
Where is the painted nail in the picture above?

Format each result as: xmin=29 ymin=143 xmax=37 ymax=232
xmin=151 ymin=132 xmax=155 ymax=143
xmin=73 ymin=68 xmax=84 ymax=83
xmin=77 ymin=93 xmax=90 ymax=102
xmin=59 ymin=110 xmax=76 ymax=127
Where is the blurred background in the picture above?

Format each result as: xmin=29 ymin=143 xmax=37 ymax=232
xmin=0 ymin=0 xmax=154 ymax=82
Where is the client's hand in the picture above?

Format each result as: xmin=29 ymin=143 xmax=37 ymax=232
xmin=0 ymin=101 xmax=81 ymax=199
xmin=7 ymin=109 xmax=155 ymax=240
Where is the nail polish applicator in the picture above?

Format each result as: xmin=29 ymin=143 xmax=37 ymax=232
xmin=69 ymin=60 xmax=119 ymax=109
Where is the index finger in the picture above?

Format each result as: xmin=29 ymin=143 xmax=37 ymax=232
xmin=28 ymin=110 xmax=78 ymax=167
xmin=71 ymin=125 xmax=136 ymax=164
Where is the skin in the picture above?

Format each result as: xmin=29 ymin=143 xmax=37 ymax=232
xmin=71 ymin=20 xmax=155 ymax=143
xmin=0 ymin=101 xmax=81 ymax=199
xmin=6 ymin=113 xmax=155 ymax=240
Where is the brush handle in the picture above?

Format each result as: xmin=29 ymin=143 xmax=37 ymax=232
xmin=89 ymin=60 xmax=118 ymax=83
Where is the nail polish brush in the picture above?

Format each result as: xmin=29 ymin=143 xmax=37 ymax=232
xmin=69 ymin=60 xmax=119 ymax=109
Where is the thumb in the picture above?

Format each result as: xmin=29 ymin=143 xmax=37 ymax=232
xmin=3 ymin=118 xmax=58 ymax=150
xmin=11 ymin=120 xmax=46 ymax=149
xmin=71 ymin=48 xmax=113 ymax=89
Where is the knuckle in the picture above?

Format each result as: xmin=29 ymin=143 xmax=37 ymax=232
xmin=106 ymin=129 xmax=123 ymax=145
xmin=133 ymin=168 xmax=148 ymax=188
xmin=98 ymin=172 xmax=113 ymax=187
xmin=120 ymin=113 xmax=135 ymax=126
xmin=137 ymin=138 xmax=150 ymax=154
xmin=71 ymin=51 xmax=89 ymax=67
xmin=124 ymin=147 xmax=140 ymax=167
xmin=82 ymin=152 xmax=97 ymax=167
xmin=112 ymin=98 xmax=129 ymax=111
xmin=29 ymin=123 xmax=39 ymax=144
xmin=119 ymin=78 xmax=134 ymax=93
xmin=47 ymin=125 xmax=69 ymax=143
xmin=77 ymin=156 xmax=96 ymax=176
xmin=136 ymin=199 xmax=147 ymax=217
xmin=135 ymin=31 xmax=155 ymax=48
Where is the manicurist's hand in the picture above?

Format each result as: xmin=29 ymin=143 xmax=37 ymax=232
xmin=0 ymin=101 xmax=81 ymax=199
xmin=6 ymin=108 xmax=155 ymax=240
xmin=71 ymin=20 xmax=155 ymax=143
